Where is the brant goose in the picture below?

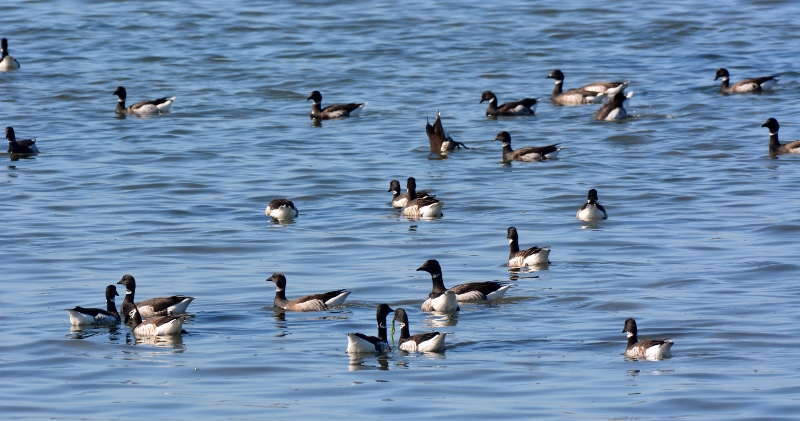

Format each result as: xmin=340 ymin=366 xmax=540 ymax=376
xmin=267 ymin=272 xmax=351 ymax=311
xmin=622 ymin=318 xmax=673 ymax=360
xmin=346 ymin=304 xmax=394 ymax=354
xmin=547 ymin=70 xmax=625 ymax=105
xmin=307 ymin=90 xmax=365 ymax=119
xmin=426 ymin=111 xmax=468 ymax=152
xmin=576 ymin=189 xmax=607 ymax=221
xmin=715 ymin=68 xmax=778 ymax=93
xmin=128 ymin=304 xmax=185 ymax=336
xmin=493 ymin=131 xmax=563 ymax=162
xmin=113 ymin=86 xmax=176 ymax=114
xmin=417 ymin=259 xmax=511 ymax=312
xmin=393 ymin=307 xmax=446 ymax=352
xmin=762 ymin=118 xmax=800 ymax=155
xmin=65 ymin=285 xmax=121 ymax=326
xmin=402 ymin=177 xmax=443 ymax=218
xmin=593 ymin=91 xmax=633 ymax=121
xmin=388 ymin=179 xmax=433 ymax=208
xmin=506 ymin=226 xmax=550 ymax=267
xmin=117 ymin=274 xmax=194 ymax=324
xmin=265 ymin=198 xmax=298 ymax=221
xmin=480 ymin=91 xmax=538 ymax=116
xmin=0 ymin=38 xmax=20 ymax=71
xmin=6 ymin=127 xmax=39 ymax=154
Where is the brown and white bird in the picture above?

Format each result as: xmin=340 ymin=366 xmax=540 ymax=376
xmin=426 ymin=111 xmax=468 ymax=152
xmin=547 ymin=69 xmax=627 ymax=105
xmin=506 ymin=226 xmax=550 ymax=268
xmin=593 ymin=91 xmax=633 ymax=121
xmin=117 ymin=274 xmax=194 ymax=324
xmin=576 ymin=189 xmax=607 ymax=221
xmin=0 ymin=38 xmax=21 ymax=71
xmin=761 ymin=118 xmax=800 ymax=155
xmin=128 ymin=304 xmax=185 ymax=337
xmin=265 ymin=198 xmax=298 ymax=221
xmin=393 ymin=307 xmax=446 ymax=353
xmin=715 ymin=68 xmax=778 ymax=94
xmin=401 ymin=177 xmax=443 ymax=218
xmin=480 ymin=91 xmax=538 ymax=116
xmin=346 ymin=304 xmax=394 ymax=354
xmin=113 ymin=86 xmax=175 ymax=114
xmin=65 ymin=285 xmax=121 ymax=326
xmin=416 ymin=259 xmax=511 ymax=312
xmin=493 ymin=131 xmax=563 ymax=162
xmin=267 ymin=272 xmax=351 ymax=311
xmin=622 ymin=318 xmax=673 ymax=360
xmin=307 ymin=90 xmax=365 ymax=119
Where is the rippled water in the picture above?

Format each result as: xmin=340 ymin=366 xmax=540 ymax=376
xmin=3 ymin=0 xmax=800 ymax=418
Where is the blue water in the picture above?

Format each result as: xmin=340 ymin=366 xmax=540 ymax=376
xmin=3 ymin=0 xmax=800 ymax=418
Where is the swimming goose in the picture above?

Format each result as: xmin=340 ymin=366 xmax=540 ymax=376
xmin=576 ymin=189 xmax=607 ymax=221
xmin=401 ymin=177 xmax=443 ymax=218
xmin=493 ymin=131 xmax=563 ymax=162
xmin=117 ymin=274 xmax=194 ymax=324
xmin=346 ymin=304 xmax=394 ymax=354
xmin=417 ymin=259 xmax=511 ymax=312
xmin=426 ymin=111 xmax=468 ymax=152
xmin=65 ymin=285 xmax=121 ymax=326
xmin=265 ymin=198 xmax=298 ymax=220
xmin=593 ymin=91 xmax=633 ymax=121
xmin=307 ymin=90 xmax=365 ymax=119
xmin=547 ymin=70 xmax=623 ymax=105
xmin=267 ymin=272 xmax=351 ymax=311
xmin=388 ymin=179 xmax=433 ymax=208
xmin=506 ymin=226 xmax=550 ymax=267
xmin=0 ymin=38 xmax=20 ymax=71
xmin=129 ymin=304 xmax=185 ymax=337
xmin=113 ymin=86 xmax=176 ymax=114
xmin=622 ymin=318 xmax=673 ymax=360
xmin=761 ymin=118 xmax=800 ymax=155
xmin=6 ymin=127 xmax=39 ymax=154
xmin=715 ymin=68 xmax=778 ymax=93
xmin=480 ymin=91 xmax=538 ymax=116
xmin=393 ymin=307 xmax=446 ymax=352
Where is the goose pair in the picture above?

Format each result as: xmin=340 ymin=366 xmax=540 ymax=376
xmin=416 ymin=259 xmax=512 ymax=312
xmin=346 ymin=305 xmax=446 ymax=353
xmin=116 ymin=274 xmax=194 ymax=324
xmin=6 ymin=127 xmax=39 ymax=154
xmin=547 ymin=69 xmax=629 ymax=105
xmin=307 ymin=90 xmax=365 ymax=120
xmin=388 ymin=179 xmax=434 ymax=208
xmin=400 ymin=177 xmax=443 ymax=218
xmin=715 ymin=68 xmax=778 ymax=94
xmin=0 ymin=38 xmax=20 ymax=71
xmin=113 ymin=86 xmax=176 ymax=115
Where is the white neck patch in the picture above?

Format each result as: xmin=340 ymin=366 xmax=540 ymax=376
xmin=126 ymin=289 xmax=132 ymax=295
xmin=626 ymin=332 xmax=634 ymax=338
xmin=276 ymin=287 xmax=285 ymax=292
xmin=433 ymin=273 xmax=442 ymax=278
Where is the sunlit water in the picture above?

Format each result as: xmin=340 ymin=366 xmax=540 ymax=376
xmin=3 ymin=0 xmax=800 ymax=418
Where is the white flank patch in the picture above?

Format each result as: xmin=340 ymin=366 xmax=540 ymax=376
xmin=456 ymin=290 xmax=486 ymax=302
xmin=156 ymin=97 xmax=176 ymax=112
xmin=325 ymin=291 xmax=351 ymax=307
xmin=348 ymin=103 xmax=366 ymax=117
xmin=417 ymin=332 xmax=447 ymax=352
xmin=346 ymin=333 xmax=378 ymax=353
xmin=132 ymin=104 xmax=159 ymax=114
xmin=292 ymin=299 xmax=327 ymax=312
xmin=523 ymin=248 xmax=550 ymax=266
xmin=66 ymin=309 xmax=97 ymax=326
xmin=0 ymin=56 xmax=20 ymax=71
xmin=485 ymin=284 xmax=512 ymax=301
xmin=760 ymin=79 xmax=778 ymax=90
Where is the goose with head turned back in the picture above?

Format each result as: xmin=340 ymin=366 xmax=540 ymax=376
xmin=593 ymin=91 xmax=633 ymax=121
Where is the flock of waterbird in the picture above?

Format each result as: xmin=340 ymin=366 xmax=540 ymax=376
xmin=4 ymin=34 xmax=792 ymax=360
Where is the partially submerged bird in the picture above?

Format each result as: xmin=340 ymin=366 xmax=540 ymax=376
xmin=493 ymin=131 xmax=563 ymax=162
xmin=307 ymin=90 xmax=365 ymax=119
xmin=547 ymin=69 xmax=626 ymax=105
xmin=576 ymin=189 xmax=607 ymax=221
xmin=761 ymin=118 xmax=800 ymax=155
xmin=593 ymin=91 xmax=633 ymax=121
xmin=388 ymin=179 xmax=433 ymax=208
xmin=0 ymin=38 xmax=21 ymax=71
xmin=113 ymin=86 xmax=176 ymax=114
xmin=267 ymin=272 xmax=351 ymax=311
xmin=426 ymin=111 xmax=468 ymax=152
xmin=65 ymin=285 xmax=121 ymax=326
xmin=117 ymin=274 xmax=194 ymax=324
xmin=417 ymin=259 xmax=511 ymax=312
xmin=401 ymin=177 xmax=443 ymax=218
xmin=506 ymin=226 xmax=550 ymax=268
xmin=346 ymin=304 xmax=394 ymax=354
xmin=6 ymin=127 xmax=39 ymax=154
xmin=265 ymin=198 xmax=299 ymax=221
xmin=715 ymin=68 xmax=778 ymax=94
xmin=480 ymin=91 xmax=538 ymax=117
xmin=128 ymin=304 xmax=185 ymax=337
xmin=622 ymin=318 xmax=673 ymax=360
xmin=393 ymin=307 xmax=446 ymax=353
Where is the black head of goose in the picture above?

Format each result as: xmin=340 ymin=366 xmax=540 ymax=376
xmin=116 ymin=274 xmax=194 ymax=324
xmin=492 ymin=131 xmax=564 ymax=163
xmin=388 ymin=179 xmax=433 ymax=208
xmin=267 ymin=272 xmax=351 ymax=311
xmin=417 ymin=259 xmax=511 ymax=310
xmin=393 ymin=307 xmax=446 ymax=353
xmin=506 ymin=226 xmax=551 ymax=268
xmin=307 ymin=90 xmax=365 ymax=120
xmin=346 ymin=303 xmax=394 ymax=354
xmin=762 ymin=118 xmax=800 ymax=155
xmin=402 ymin=177 xmax=443 ymax=218
xmin=593 ymin=91 xmax=633 ymax=121
xmin=265 ymin=198 xmax=298 ymax=220
xmin=715 ymin=68 xmax=779 ymax=94
xmin=480 ymin=90 xmax=538 ymax=117
xmin=426 ymin=111 xmax=468 ymax=152
xmin=65 ymin=285 xmax=121 ymax=326
xmin=113 ymin=86 xmax=176 ymax=115
xmin=576 ymin=189 xmax=607 ymax=221
xmin=128 ymin=303 xmax=185 ymax=337
xmin=6 ymin=127 xmax=39 ymax=154
xmin=622 ymin=318 xmax=673 ymax=360
xmin=546 ymin=69 xmax=619 ymax=105
xmin=0 ymin=38 xmax=20 ymax=71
